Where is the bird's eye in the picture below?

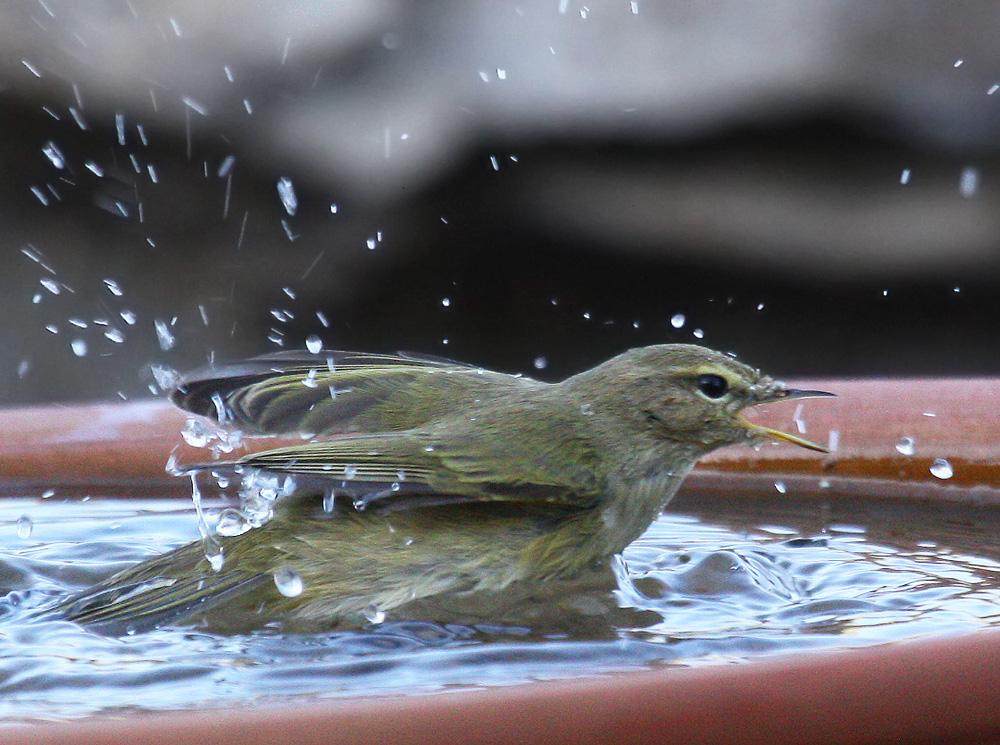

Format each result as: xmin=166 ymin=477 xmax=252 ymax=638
xmin=696 ymin=373 xmax=729 ymax=399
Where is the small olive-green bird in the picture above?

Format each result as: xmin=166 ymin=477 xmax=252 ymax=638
xmin=57 ymin=344 xmax=831 ymax=634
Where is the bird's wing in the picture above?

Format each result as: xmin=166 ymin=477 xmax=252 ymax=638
xmin=53 ymin=542 xmax=269 ymax=635
xmin=171 ymin=351 xmax=532 ymax=436
xmin=235 ymin=430 xmax=601 ymax=510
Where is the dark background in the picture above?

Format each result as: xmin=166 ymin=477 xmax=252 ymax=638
xmin=2 ymin=0 xmax=1000 ymax=405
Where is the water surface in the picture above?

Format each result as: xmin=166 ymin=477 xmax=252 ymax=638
xmin=1 ymin=491 xmax=998 ymax=721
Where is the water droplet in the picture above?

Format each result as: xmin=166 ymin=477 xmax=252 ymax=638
xmin=693 ymin=329 xmax=704 ymax=339
xmin=205 ymin=541 xmax=224 ymax=572
xmin=363 ymin=604 xmax=386 ymax=624
xmin=774 ymin=480 xmax=787 ymax=494
xmin=150 ymin=364 xmax=179 ymax=391
xmin=104 ymin=328 xmax=125 ymax=343
xmin=181 ymin=96 xmax=208 ymax=116
xmin=182 ymin=418 xmax=212 ymax=448
xmin=900 ymin=169 xmax=911 ymax=185
xmin=17 ymin=360 xmax=30 ymax=378
xmin=277 ymin=177 xmax=297 ymax=215
xmin=71 ymin=338 xmax=87 ymax=357
xmin=306 ymin=335 xmax=323 ymax=354
xmin=670 ymin=314 xmax=685 ymax=328
xmin=210 ymin=395 xmax=226 ymax=421
xmin=960 ymin=167 xmax=979 ymax=198
xmin=441 ymin=297 xmax=451 ymax=307
xmin=274 ymin=566 xmax=304 ymax=597
xmin=42 ymin=141 xmax=65 ymax=169
xmin=154 ymin=319 xmax=175 ymax=351
xmin=103 ymin=278 xmax=123 ymax=296
xmin=930 ymin=458 xmax=953 ymax=479
xmin=533 ymin=356 xmax=547 ymax=370
xmin=120 ymin=309 xmax=137 ymax=325
xmin=216 ymin=508 xmax=251 ymax=537
xmin=15 ymin=515 xmax=32 ymax=539
xmin=344 ymin=465 xmax=358 ymax=480
xmin=40 ymin=278 xmax=60 ymax=295
xmin=322 ymin=489 xmax=338 ymax=514
xmin=217 ymin=155 xmax=235 ymax=178
xmin=895 ymin=437 xmax=915 ymax=456
xmin=366 ymin=237 xmax=377 ymax=250
xmin=302 ymin=368 xmax=319 ymax=388
xmin=580 ymin=403 xmax=593 ymax=415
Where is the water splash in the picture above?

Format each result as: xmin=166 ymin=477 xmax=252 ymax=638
xmin=930 ymin=459 xmax=954 ymax=480
xmin=154 ymin=319 xmax=176 ymax=351
xmin=277 ymin=177 xmax=297 ymax=216
xmin=273 ymin=567 xmax=304 ymax=597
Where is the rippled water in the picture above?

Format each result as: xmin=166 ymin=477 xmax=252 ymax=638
xmin=1 ymin=491 xmax=999 ymax=721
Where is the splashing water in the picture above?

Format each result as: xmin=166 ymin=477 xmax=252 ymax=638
xmin=0 ymin=492 xmax=999 ymax=720
xmin=273 ymin=566 xmax=305 ymax=598
xmin=930 ymin=459 xmax=954 ymax=479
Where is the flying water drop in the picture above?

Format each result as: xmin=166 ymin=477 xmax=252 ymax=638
xmin=930 ymin=458 xmax=953 ymax=479
xmin=182 ymin=419 xmax=212 ymax=448
xmin=273 ymin=566 xmax=304 ymax=597
xmin=42 ymin=141 xmax=66 ymax=169
xmin=154 ymin=319 xmax=176 ymax=351
xmin=277 ymin=177 xmax=297 ymax=215
xmin=216 ymin=508 xmax=251 ymax=537
xmin=895 ymin=437 xmax=915 ymax=456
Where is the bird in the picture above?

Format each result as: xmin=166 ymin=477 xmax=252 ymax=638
xmin=55 ymin=344 xmax=832 ymax=634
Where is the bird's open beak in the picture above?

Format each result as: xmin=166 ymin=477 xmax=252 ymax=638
xmin=741 ymin=387 xmax=836 ymax=453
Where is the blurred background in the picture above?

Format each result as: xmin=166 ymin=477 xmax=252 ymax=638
xmin=2 ymin=0 xmax=1000 ymax=405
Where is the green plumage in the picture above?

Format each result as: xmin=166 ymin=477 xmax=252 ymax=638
xmin=55 ymin=345 xmax=830 ymax=634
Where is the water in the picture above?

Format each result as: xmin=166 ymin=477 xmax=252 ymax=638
xmin=0 ymin=492 xmax=999 ymax=721
xmin=930 ymin=458 xmax=954 ymax=479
